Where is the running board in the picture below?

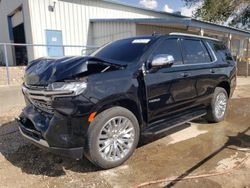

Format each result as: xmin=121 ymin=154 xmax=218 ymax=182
xmin=142 ymin=109 xmax=207 ymax=136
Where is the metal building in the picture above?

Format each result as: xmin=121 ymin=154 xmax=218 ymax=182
xmin=0 ymin=0 xmax=250 ymax=76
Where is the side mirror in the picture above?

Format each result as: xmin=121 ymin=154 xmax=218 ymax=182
xmin=151 ymin=54 xmax=174 ymax=69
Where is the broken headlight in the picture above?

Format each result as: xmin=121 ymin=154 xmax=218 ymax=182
xmin=48 ymin=82 xmax=87 ymax=96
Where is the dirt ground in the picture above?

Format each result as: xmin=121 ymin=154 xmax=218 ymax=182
xmin=0 ymin=77 xmax=250 ymax=188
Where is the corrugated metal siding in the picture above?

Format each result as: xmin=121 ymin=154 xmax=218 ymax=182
xmin=92 ymin=22 xmax=136 ymax=46
xmin=27 ymin=0 xmax=174 ymax=57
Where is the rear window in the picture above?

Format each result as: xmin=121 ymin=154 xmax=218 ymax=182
xmin=181 ymin=39 xmax=211 ymax=64
xmin=208 ymin=41 xmax=233 ymax=62
xmin=91 ymin=38 xmax=153 ymax=63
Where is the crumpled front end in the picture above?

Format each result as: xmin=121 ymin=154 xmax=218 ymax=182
xmin=18 ymin=56 xmax=123 ymax=158
xmin=17 ymin=83 xmax=94 ymax=158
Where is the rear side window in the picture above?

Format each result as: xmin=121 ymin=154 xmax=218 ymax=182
xmin=181 ymin=39 xmax=211 ymax=64
xmin=208 ymin=41 xmax=233 ymax=62
xmin=152 ymin=38 xmax=183 ymax=65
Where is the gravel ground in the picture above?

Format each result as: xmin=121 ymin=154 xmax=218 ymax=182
xmin=0 ymin=80 xmax=250 ymax=188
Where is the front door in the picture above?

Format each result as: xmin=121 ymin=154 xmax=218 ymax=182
xmin=144 ymin=37 xmax=197 ymax=124
xmin=46 ymin=30 xmax=64 ymax=57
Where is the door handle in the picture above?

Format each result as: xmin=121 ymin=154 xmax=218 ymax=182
xmin=181 ymin=72 xmax=190 ymax=77
xmin=210 ymin=69 xmax=215 ymax=73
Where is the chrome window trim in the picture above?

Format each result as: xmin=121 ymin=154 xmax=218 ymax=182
xmin=206 ymin=41 xmax=218 ymax=63
xmin=169 ymin=32 xmax=219 ymax=42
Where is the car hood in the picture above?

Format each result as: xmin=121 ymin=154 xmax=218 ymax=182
xmin=24 ymin=56 xmax=123 ymax=86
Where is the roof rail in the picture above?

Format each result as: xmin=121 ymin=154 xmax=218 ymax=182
xmin=169 ymin=32 xmax=219 ymax=41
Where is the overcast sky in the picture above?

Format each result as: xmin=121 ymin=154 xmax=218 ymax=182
xmin=116 ymin=0 xmax=200 ymax=17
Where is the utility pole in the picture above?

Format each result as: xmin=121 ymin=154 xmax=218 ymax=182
xmin=246 ymin=38 xmax=250 ymax=77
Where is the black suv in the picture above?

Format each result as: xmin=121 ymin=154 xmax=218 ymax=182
xmin=18 ymin=33 xmax=236 ymax=169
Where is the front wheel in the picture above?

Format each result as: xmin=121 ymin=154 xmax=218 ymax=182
xmin=84 ymin=106 xmax=140 ymax=169
xmin=205 ymin=87 xmax=228 ymax=123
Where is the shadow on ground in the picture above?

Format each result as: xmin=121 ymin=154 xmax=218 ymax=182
xmin=0 ymin=120 xmax=99 ymax=177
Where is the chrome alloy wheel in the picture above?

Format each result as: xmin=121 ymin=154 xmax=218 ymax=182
xmin=98 ymin=116 xmax=135 ymax=162
xmin=215 ymin=92 xmax=227 ymax=119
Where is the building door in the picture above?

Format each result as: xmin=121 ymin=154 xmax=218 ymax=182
xmin=8 ymin=8 xmax=28 ymax=65
xmin=46 ymin=30 xmax=64 ymax=57
xmin=12 ymin=23 xmax=27 ymax=65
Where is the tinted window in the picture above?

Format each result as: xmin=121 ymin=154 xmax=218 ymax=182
xmin=91 ymin=38 xmax=153 ymax=63
xmin=152 ymin=38 xmax=183 ymax=65
xmin=182 ymin=39 xmax=211 ymax=64
xmin=208 ymin=41 xmax=233 ymax=62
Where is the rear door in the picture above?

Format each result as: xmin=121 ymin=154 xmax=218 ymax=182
xmin=144 ymin=37 xmax=198 ymax=123
xmin=205 ymin=40 xmax=236 ymax=97
xmin=180 ymin=37 xmax=215 ymax=103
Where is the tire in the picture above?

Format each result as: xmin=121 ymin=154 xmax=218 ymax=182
xmin=205 ymin=87 xmax=228 ymax=123
xmin=84 ymin=106 xmax=140 ymax=169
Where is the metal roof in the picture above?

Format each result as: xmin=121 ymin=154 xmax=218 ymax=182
xmin=91 ymin=17 xmax=250 ymax=37
xmin=191 ymin=19 xmax=250 ymax=36
xmin=91 ymin=18 xmax=191 ymax=24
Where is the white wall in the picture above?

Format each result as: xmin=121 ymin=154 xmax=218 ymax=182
xmin=27 ymin=0 xmax=175 ymax=58
xmin=0 ymin=0 xmax=33 ymax=65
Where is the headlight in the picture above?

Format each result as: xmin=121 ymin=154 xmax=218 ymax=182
xmin=48 ymin=82 xmax=87 ymax=96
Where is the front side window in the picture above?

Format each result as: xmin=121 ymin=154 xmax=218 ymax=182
xmin=151 ymin=38 xmax=183 ymax=65
xmin=182 ymin=39 xmax=211 ymax=64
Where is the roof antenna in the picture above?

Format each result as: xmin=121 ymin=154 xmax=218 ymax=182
xmin=152 ymin=31 xmax=160 ymax=36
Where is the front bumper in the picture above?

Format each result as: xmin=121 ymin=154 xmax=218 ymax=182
xmin=17 ymin=91 xmax=95 ymax=159
xmin=17 ymin=117 xmax=84 ymax=159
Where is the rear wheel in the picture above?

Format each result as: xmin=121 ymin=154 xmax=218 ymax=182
xmin=84 ymin=106 xmax=140 ymax=169
xmin=205 ymin=87 xmax=228 ymax=123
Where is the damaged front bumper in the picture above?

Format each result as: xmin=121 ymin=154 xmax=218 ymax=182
xmin=17 ymin=89 xmax=95 ymax=159
xmin=17 ymin=117 xmax=84 ymax=159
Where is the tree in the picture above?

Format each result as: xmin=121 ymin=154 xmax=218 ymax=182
xmin=183 ymin=0 xmax=250 ymax=29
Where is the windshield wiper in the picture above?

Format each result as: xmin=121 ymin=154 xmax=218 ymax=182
xmin=85 ymin=56 xmax=126 ymax=68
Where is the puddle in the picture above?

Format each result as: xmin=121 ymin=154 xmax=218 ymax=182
xmin=167 ymin=125 xmax=208 ymax=145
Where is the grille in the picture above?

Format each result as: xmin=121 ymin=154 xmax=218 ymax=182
xmin=31 ymin=98 xmax=54 ymax=114
xmin=22 ymin=84 xmax=74 ymax=114
xmin=23 ymin=85 xmax=54 ymax=114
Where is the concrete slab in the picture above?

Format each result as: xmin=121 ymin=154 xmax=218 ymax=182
xmin=0 ymin=85 xmax=25 ymax=115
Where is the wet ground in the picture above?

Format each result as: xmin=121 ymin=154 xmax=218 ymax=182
xmin=0 ymin=78 xmax=250 ymax=188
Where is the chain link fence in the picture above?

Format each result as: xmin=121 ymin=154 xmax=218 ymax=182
xmin=0 ymin=43 xmax=98 ymax=85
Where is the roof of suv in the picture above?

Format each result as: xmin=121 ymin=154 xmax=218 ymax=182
xmin=169 ymin=32 xmax=220 ymax=41
xmin=129 ymin=33 xmax=220 ymax=42
xmin=114 ymin=33 xmax=220 ymax=46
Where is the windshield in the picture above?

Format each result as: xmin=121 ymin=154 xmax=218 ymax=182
xmin=91 ymin=38 xmax=154 ymax=63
